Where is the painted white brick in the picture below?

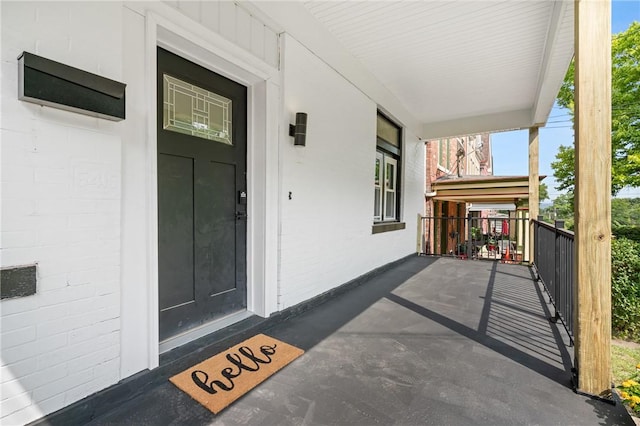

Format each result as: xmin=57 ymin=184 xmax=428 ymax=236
xmin=36 ymin=394 xmax=66 ymax=419
xmin=88 ymin=368 xmax=120 ymax=400
xmin=0 ymin=358 xmax=36 ymax=384
xmin=0 ymin=129 xmax=33 ymax=166
xmin=32 ymin=367 xmax=93 ymax=403
xmin=0 ymin=231 xmax=37 ymax=249
xmin=68 ymin=318 xmax=119 ymax=346
xmin=66 ymin=269 xmax=95 ymax=287
xmin=1 ymin=379 xmax=29 ymax=402
xmin=36 ymin=309 xmax=104 ymax=340
xmin=38 ymin=274 xmax=69 ymax=292
xmin=2 ymin=179 xmax=37 ymax=201
xmin=71 ymin=344 xmax=119 ymax=374
xmin=0 ymin=392 xmax=33 ymax=418
xmin=37 ymin=331 xmax=118 ymax=371
xmin=0 ymin=296 xmax=39 ymax=317
xmin=0 ymin=405 xmax=43 ymax=426
xmin=63 ymin=381 xmax=96 ymax=407
xmin=1 ymin=333 xmax=67 ymax=366
xmin=94 ymin=280 xmax=118 ymax=297
xmin=34 ymin=258 xmax=71 ymax=281
xmin=37 ymin=283 xmax=95 ymax=308
xmin=3 ymin=364 xmax=69 ymax=400
xmin=1 ymin=326 xmax=37 ymax=350
xmin=92 ymin=358 xmax=119 ymax=380
xmin=34 ymin=167 xmax=71 ymax=185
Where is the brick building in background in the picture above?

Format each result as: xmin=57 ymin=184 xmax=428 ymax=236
xmin=424 ymin=134 xmax=492 ymax=254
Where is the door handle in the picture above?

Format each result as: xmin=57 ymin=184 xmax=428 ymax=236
xmin=235 ymin=211 xmax=247 ymax=220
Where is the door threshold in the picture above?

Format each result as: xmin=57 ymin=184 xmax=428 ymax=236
xmin=159 ymin=310 xmax=253 ymax=354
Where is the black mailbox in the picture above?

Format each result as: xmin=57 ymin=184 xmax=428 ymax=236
xmin=18 ymin=52 xmax=126 ymax=121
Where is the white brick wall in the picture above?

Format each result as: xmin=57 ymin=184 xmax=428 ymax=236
xmin=1 ymin=2 xmax=123 ymax=424
xmin=279 ymin=35 xmax=425 ymax=309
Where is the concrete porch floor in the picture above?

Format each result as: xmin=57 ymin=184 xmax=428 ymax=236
xmin=87 ymin=256 xmax=632 ymax=425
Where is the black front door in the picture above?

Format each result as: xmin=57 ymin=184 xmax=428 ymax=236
xmin=157 ymin=47 xmax=247 ymax=341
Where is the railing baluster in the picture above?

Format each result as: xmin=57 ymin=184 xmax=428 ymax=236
xmin=532 ymin=218 xmax=574 ymax=344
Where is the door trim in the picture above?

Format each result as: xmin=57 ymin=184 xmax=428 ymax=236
xmin=159 ymin=310 xmax=253 ymax=354
xmin=134 ymin=8 xmax=280 ymax=371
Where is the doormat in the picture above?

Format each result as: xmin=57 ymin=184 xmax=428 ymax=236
xmin=170 ymin=333 xmax=304 ymax=414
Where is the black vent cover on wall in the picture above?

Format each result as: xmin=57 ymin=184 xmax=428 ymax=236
xmin=18 ymin=51 xmax=126 ymax=121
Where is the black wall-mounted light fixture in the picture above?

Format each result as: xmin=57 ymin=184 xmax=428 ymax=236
xmin=288 ymin=112 xmax=308 ymax=146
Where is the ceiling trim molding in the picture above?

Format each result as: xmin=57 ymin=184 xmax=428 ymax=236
xmin=422 ymin=109 xmax=532 ymax=140
xmin=532 ymin=0 xmax=574 ymax=124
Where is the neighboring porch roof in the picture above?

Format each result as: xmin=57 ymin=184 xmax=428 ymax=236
xmin=251 ymin=1 xmax=574 ymax=139
xmin=430 ymin=175 xmax=546 ymax=204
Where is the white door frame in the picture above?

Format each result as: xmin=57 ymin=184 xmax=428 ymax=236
xmin=133 ymin=6 xmax=280 ymax=370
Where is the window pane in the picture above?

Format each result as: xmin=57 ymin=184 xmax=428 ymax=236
xmin=385 ymin=192 xmax=395 ymax=219
xmin=375 ymin=157 xmax=381 ymax=186
xmin=376 ymin=114 xmax=400 ymax=147
xmin=383 ymin=156 xmax=398 ymax=221
xmin=385 ymin=162 xmax=395 ymax=189
xmin=374 ymin=188 xmax=381 ymax=220
xmin=163 ymin=74 xmax=233 ymax=145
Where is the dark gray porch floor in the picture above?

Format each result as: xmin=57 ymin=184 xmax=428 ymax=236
xmin=90 ymin=256 xmax=632 ymax=425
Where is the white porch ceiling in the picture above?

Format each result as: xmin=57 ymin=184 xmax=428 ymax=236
xmin=252 ymin=1 xmax=575 ymax=139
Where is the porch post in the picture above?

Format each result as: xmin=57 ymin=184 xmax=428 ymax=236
xmin=574 ymin=0 xmax=612 ymax=396
xmin=528 ymin=126 xmax=539 ymax=264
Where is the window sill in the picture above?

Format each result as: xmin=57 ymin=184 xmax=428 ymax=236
xmin=372 ymin=222 xmax=406 ymax=234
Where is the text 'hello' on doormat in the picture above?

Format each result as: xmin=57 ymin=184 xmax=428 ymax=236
xmin=169 ymin=333 xmax=304 ymax=414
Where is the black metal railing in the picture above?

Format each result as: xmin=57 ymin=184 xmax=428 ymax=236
xmin=533 ymin=219 xmax=574 ymax=343
xmin=420 ymin=214 xmax=530 ymax=264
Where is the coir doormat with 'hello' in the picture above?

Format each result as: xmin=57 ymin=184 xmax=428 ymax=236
xmin=170 ymin=334 xmax=304 ymax=414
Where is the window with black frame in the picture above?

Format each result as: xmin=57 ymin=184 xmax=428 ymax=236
xmin=374 ymin=112 xmax=402 ymax=223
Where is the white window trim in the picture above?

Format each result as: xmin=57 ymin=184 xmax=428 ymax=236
xmin=374 ymin=152 xmax=399 ymax=222
xmin=383 ymin=156 xmax=398 ymax=221
xmin=374 ymin=152 xmax=383 ymax=221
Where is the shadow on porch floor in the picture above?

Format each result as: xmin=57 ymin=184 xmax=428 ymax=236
xmin=89 ymin=256 xmax=631 ymax=425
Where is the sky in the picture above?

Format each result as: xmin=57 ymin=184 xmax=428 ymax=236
xmin=491 ymin=0 xmax=640 ymax=201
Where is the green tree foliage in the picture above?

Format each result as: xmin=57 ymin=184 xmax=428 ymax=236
xmin=554 ymin=21 xmax=640 ymax=195
xmin=612 ymin=197 xmax=640 ymax=226
xmin=613 ymin=226 xmax=640 ymax=243
xmin=539 ymin=182 xmax=549 ymax=202
xmin=611 ymin=237 xmax=640 ymax=340
xmin=544 ymin=193 xmax=575 ymax=229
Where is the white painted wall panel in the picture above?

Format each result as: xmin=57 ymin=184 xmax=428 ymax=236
xmin=200 ymin=1 xmax=220 ymax=33
xmin=219 ymin=1 xmax=237 ymax=45
xmin=162 ymin=1 xmax=280 ymax=69
xmin=236 ymin=5 xmax=252 ymax=52
xmin=119 ymin=5 xmax=151 ymax=380
xmin=264 ymin=28 xmax=279 ymax=68
xmin=177 ymin=1 xmax=200 ymax=23
xmin=0 ymin=2 xmax=123 ymax=424
xmin=250 ymin=17 xmax=265 ymax=60
xmin=279 ymin=35 xmax=424 ymax=309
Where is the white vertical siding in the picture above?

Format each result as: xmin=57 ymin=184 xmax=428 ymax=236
xmin=165 ymin=1 xmax=280 ymax=68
